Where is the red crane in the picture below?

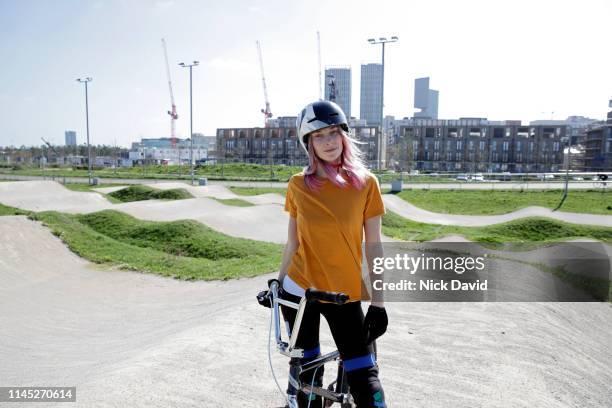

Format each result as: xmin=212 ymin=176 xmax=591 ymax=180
xmin=162 ymin=38 xmax=179 ymax=147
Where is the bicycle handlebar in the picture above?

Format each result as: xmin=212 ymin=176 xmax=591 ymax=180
xmin=305 ymin=288 xmax=349 ymax=305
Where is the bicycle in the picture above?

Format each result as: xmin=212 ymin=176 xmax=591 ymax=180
xmin=257 ymin=279 xmax=356 ymax=408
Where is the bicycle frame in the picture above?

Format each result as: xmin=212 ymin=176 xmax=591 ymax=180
xmin=268 ymin=280 xmax=352 ymax=407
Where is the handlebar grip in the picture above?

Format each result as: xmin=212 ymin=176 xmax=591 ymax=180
xmin=305 ymin=288 xmax=349 ymax=305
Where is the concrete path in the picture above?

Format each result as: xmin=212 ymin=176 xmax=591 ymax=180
xmin=0 ymin=181 xmax=288 ymax=243
xmin=0 ymin=181 xmax=403 ymax=244
xmin=0 ymin=215 xmax=610 ymax=407
xmin=2 ymin=173 xmax=611 ymax=191
xmin=93 ymin=183 xmax=285 ymax=205
xmin=383 ymin=194 xmax=612 ymax=227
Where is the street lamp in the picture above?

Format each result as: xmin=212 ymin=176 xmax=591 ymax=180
xmin=368 ymin=36 xmax=398 ymax=170
xmin=76 ymin=77 xmax=93 ymax=185
xmin=179 ymin=61 xmax=199 ymax=185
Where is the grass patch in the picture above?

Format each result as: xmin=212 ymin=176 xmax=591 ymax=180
xmin=382 ymin=211 xmax=612 ymax=244
xmin=63 ymin=183 xmax=125 ymax=204
xmin=0 ymin=163 xmax=304 ymax=181
xmin=392 ymin=189 xmax=612 ymax=215
xmin=540 ymin=263 xmax=611 ymax=302
xmin=0 ymin=203 xmax=29 ymax=216
xmin=229 ymin=186 xmax=287 ymax=196
xmin=63 ymin=183 xmax=125 ymax=193
xmin=210 ymin=197 xmax=254 ymax=207
xmin=29 ymin=210 xmax=282 ymax=280
xmin=108 ymin=185 xmax=193 ymax=202
xmin=382 ymin=211 xmax=611 ymax=301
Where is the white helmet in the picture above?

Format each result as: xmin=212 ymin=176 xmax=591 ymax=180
xmin=296 ymin=100 xmax=349 ymax=154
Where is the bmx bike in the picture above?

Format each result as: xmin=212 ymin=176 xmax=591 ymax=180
xmin=257 ymin=279 xmax=356 ymax=408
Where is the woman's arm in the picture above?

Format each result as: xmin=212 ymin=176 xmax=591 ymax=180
xmin=277 ymin=216 xmax=299 ymax=283
xmin=364 ymin=215 xmax=384 ymax=308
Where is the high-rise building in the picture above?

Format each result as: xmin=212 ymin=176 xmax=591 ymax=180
xmin=414 ymin=77 xmax=439 ymax=119
xmin=65 ymin=130 xmax=77 ymax=146
xmin=324 ymin=66 xmax=351 ymax=118
xmin=360 ymin=63 xmax=383 ymax=125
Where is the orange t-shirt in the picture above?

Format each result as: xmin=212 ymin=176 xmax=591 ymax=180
xmin=284 ymin=172 xmax=386 ymax=301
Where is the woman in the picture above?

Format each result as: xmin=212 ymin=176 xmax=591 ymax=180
xmin=277 ymin=100 xmax=388 ymax=408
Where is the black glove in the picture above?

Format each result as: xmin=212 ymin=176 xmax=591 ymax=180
xmin=256 ymin=289 xmax=272 ymax=308
xmin=363 ymin=305 xmax=388 ymax=345
xmin=256 ymin=279 xmax=282 ymax=308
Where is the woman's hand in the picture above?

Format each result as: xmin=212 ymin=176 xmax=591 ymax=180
xmin=363 ymin=305 xmax=388 ymax=345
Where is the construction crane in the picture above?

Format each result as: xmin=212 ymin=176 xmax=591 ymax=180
xmin=41 ymin=137 xmax=58 ymax=167
xmin=317 ymin=31 xmax=322 ymax=100
xmin=161 ymin=38 xmax=179 ymax=147
xmin=41 ymin=137 xmax=58 ymax=155
xmin=256 ymin=40 xmax=272 ymax=127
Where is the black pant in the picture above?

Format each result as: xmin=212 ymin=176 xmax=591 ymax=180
xmin=280 ymin=290 xmax=386 ymax=408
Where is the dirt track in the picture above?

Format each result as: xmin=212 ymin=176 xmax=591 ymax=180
xmin=383 ymin=194 xmax=612 ymax=227
xmin=0 ymin=215 xmax=611 ymax=407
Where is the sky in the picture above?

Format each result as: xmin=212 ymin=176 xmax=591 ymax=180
xmin=0 ymin=0 xmax=611 ymax=148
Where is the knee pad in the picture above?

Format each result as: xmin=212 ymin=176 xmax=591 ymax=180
xmin=345 ymin=365 xmax=386 ymax=408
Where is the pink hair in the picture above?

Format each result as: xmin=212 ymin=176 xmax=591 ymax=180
xmin=303 ymin=127 xmax=369 ymax=191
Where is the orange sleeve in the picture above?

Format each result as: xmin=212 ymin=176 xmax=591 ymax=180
xmin=363 ymin=175 xmax=386 ymax=220
xmin=284 ymin=179 xmax=298 ymax=218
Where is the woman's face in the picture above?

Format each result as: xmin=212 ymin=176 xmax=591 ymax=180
xmin=310 ymin=125 xmax=343 ymax=164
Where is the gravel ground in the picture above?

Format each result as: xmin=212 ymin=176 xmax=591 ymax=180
xmin=0 ymin=216 xmax=610 ymax=407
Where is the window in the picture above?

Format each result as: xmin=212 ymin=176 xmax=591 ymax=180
xmin=517 ymin=127 xmax=529 ymax=138
xmin=426 ymin=128 xmax=435 ymax=138
xmin=543 ymin=128 xmax=555 ymax=139
xmin=493 ymin=128 xmax=504 ymax=138
xmin=479 ymin=141 xmax=485 ymax=151
xmin=469 ymin=140 xmax=474 ymax=150
xmin=502 ymin=141 xmax=509 ymax=152
xmin=470 ymin=128 xmax=481 ymax=137
xmin=434 ymin=140 xmax=440 ymax=150
xmin=456 ymin=140 xmax=463 ymax=150
xmin=448 ymin=128 xmax=458 ymax=138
